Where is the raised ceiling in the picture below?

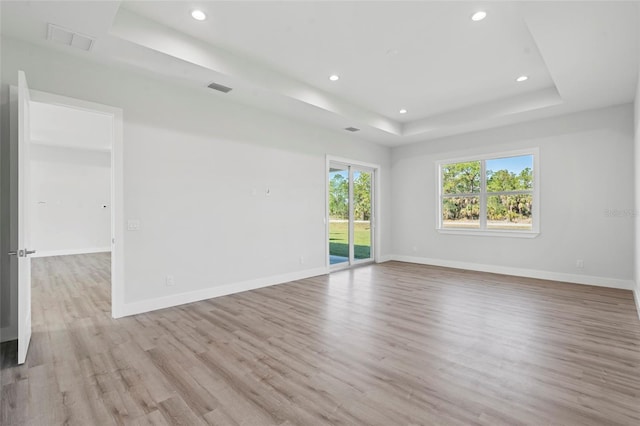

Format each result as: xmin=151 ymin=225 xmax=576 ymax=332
xmin=1 ymin=1 xmax=638 ymax=146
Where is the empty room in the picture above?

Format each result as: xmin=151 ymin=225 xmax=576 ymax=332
xmin=1 ymin=1 xmax=640 ymax=425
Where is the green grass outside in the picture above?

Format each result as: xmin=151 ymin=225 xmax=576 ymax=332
xmin=329 ymin=220 xmax=371 ymax=259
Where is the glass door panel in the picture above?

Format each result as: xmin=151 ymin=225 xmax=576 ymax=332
xmin=329 ymin=165 xmax=349 ymax=265
xmin=352 ymin=168 xmax=372 ymax=261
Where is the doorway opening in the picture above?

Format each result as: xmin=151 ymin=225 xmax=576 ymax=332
xmin=327 ymin=157 xmax=378 ymax=269
xmin=7 ymin=71 xmax=123 ymax=365
xmin=30 ymin=102 xmax=114 ymax=334
xmin=31 ymin=90 xmax=124 ymax=318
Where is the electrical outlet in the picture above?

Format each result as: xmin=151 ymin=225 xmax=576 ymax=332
xmin=299 ymin=256 xmax=304 ymax=265
xmin=576 ymin=259 xmax=584 ymax=269
xmin=166 ymin=275 xmax=175 ymax=286
xmin=127 ymin=219 xmax=140 ymax=231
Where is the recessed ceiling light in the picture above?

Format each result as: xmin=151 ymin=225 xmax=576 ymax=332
xmin=399 ymin=109 xmax=408 ymax=114
xmin=516 ymin=75 xmax=529 ymax=82
xmin=191 ymin=10 xmax=207 ymax=21
xmin=329 ymin=74 xmax=340 ymax=82
xmin=471 ymin=11 xmax=487 ymax=21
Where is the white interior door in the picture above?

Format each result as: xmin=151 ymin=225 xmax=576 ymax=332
xmin=16 ymin=70 xmax=34 ymax=364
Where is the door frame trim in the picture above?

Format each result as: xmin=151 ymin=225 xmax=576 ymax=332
xmin=29 ymin=89 xmax=125 ymax=319
xmin=325 ymin=155 xmax=381 ymax=269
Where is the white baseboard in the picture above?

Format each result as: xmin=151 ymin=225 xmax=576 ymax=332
xmin=1 ymin=325 xmax=17 ymax=343
xmin=377 ymin=254 xmax=393 ymax=263
xmin=390 ymin=255 xmax=635 ymax=290
xmin=32 ymin=247 xmax=111 ymax=258
xmin=634 ymin=288 xmax=640 ymax=321
xmin=117 ymin=266 xmax=329 ymax=318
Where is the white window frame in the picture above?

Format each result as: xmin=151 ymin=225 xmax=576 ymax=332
xmin=436 ymin=148 xmax=540 ymax=238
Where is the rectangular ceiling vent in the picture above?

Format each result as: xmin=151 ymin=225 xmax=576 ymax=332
xmin=207 ymin=82 xmax=233 ymax=93
xmin=47 ymin=23 xmax=95 ymax=51
xmin=344 ymin=127 xmax=360 ymax=132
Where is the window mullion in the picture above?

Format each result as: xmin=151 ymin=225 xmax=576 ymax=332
xmin=486 ymin=190 xmax=533 ymax=196
xmin=442 ymin=192 xmax=477 ymax=198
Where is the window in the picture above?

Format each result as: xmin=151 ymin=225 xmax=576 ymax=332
xmin=437 ymin=150 xmax=538 ymax=236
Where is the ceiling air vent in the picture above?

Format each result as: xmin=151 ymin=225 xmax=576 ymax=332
xmin=207 ymin=82 xmax=233 ymax=93
xmin=344 ymin=127 xmax=360 ymax=132
xmin=47 ymin=23 xmax=95 ymax=51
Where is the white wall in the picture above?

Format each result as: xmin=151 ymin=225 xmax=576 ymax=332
xmin=0 ymin=37 xmax=392 ymax=325
xmin=392 ymin=104 xmax=635 ymax=288
xmin=30 ymin=145 xmax=111 ymax=256
xmin=1 ymin=33 xmax=637 ymax=338
xmin=30 ymin=101 xmax=113 ymax=151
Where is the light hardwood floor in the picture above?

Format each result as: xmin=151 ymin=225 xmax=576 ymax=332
xmin=2 ymin=253 xmax=640 ymax=425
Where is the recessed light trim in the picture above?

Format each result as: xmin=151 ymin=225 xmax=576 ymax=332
xmin=516 ymin=75 xmax=529 ymax=82
xmin=399 ymin=109 xmax=408 ymax=114
xmin=191 ymin=10 xmax=207 ymax=21
xmin=329 ymin=74 xmax=340 ymax=82
xmin=471 ymin=11 xmax=487 ymax=21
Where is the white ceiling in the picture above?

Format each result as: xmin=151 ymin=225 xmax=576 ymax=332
xmin=2 ymin=1 xmax=638 ymax=146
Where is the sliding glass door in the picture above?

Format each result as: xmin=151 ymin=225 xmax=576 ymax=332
xmin=328 ymin=161 xmax=374 ymax=268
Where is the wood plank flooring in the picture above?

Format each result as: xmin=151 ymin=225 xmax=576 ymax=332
xmin=2 ymin=253 xmax=640 ymax=425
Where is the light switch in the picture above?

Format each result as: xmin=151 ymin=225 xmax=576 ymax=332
xmin=127 ymin=219 xmax=140 ymax=231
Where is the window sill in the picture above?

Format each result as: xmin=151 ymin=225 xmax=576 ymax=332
xmin=437 ymin=229 xmax=540 ymax=238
